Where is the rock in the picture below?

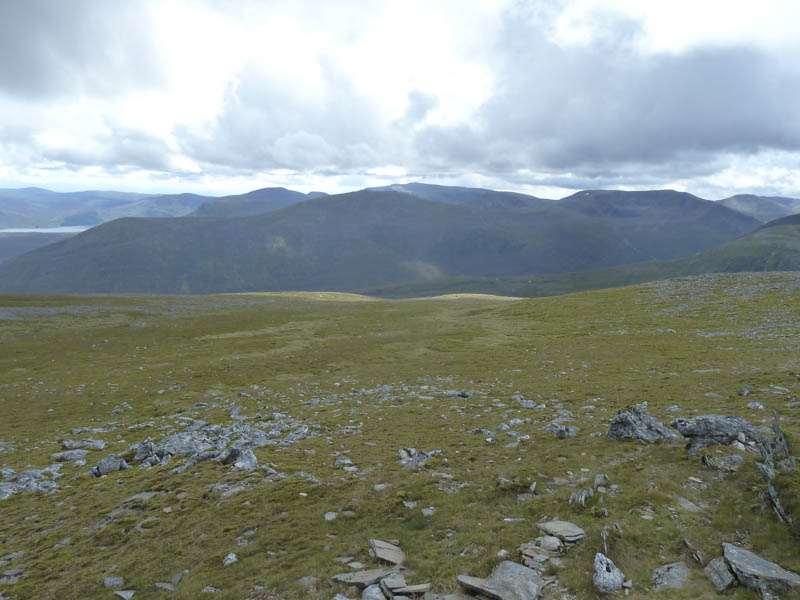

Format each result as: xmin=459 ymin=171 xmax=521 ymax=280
xmin=594 ymin=474 xmax=608 ymax=489
xmin=395 ymin=583 xmax=431 ymax=595
xmin=723 ymin=542 xmax=800 ymax=596
xmin=537 ymin=520 xmax=585 ymax=543
xmin=331 ymin=569 xmax=393 ymax=589
xmin=369 ymin=539 xmax=405 ymax=565
xmin=670 ymin=415 xmax=761 ymax=456
xmin=114 ymin=592 xmax=135 ymax=600
xmin=553 ymin=425 xmax=578 ymax=438
xmin=397 ymin=448 xmax=440 ymax=470
xmin=222 ymin=552 xmax=238 ymax=566
xmin=91 ymin=455 xmax=129 ymax=477
xmin=705 ymin=556 xmax=736 ymax=592
xmin=325 ymin=512 xmax=337 ymax=521
xmin=457 ymin=560 xmax=544 ymax=600
xmin=593 ymin=553 xmax=625 ymax=594
xmin=422 ymin=507 xmax=436 ymax=516
xmin=651 ymin=562 xmax=690 ymax=591
xmin=607 ymin=402 xmax=680 ymax=443
xmin=53 ymin=537 xmax=71 ymax=548
xmin=200 ymin=586 xmax=221 ymax=594
xmin=233 ymin=448 xmax=258 ymax=470
xmin=362 ymin=584 xmax=387 ymax=600
xmin=104 ymin=576 xmax=125 ymax=588
xmin=379 ymin=572 xmax=406 ymax=595
xmin=51 ymin=449 xmax=89 ymax=462
xmin=155 ymin=582 xmax=176 ymax=591
xmin=675 ymin=496 xmax=703 ymax=513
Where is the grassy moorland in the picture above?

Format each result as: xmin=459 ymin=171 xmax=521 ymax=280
xmin=1 ymin=273 xmax=799 ymax=599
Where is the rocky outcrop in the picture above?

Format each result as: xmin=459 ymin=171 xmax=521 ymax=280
xmin=670 ymin=415 xmax=761 ymax=456
xmin=607 ymin=402 xmax=680 ymax=443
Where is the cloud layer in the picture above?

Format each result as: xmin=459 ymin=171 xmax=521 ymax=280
xmin=1 ymin=1 xmax=800 ymax=198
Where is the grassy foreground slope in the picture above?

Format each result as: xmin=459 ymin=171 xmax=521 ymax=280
xmin=1 ymin=273 xmax=799 ymax=599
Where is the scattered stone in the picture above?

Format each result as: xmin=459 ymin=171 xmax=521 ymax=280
xmin=537 ymin=520 xmax=585 ymax=543
xmin=702 ymin=453 xmax=744 ymax=473
xmin=222 ymin=552 xmax=238 ymax=566
xmin=593 ymin=474 xmax=608 ymax=489
xmin=200 ymin=586 xmax=221 ymax=594
xmin=422 ymin=507 xmax=436 ymax=517
xmin=397 ymin=448 xmax=440 ymax=470
xmin=114 ymin=592 xmax=135 ymax=600
xmin=155 ymin=582 xmax=176 ymax=591
xmin=369 ymin=539 xmax=405 ymax=565
xmin=553 ymin=425 xmax=578 ymax=439
xmin=91 ymin=455 xmax=129 ymax=477
xmin=325 ymin=512 xmax=338 ymax=521
xmin=51 ymin=449 xmax=89 ymax=462
xmin=683 ymin=538 xmax=705 ymax=564
xmin=747 ymin=401 xmax=766 ymax=410
xmin=651 ymin=562 xmax=690 ymax=591
xmin=331 ymin=569 xmax=393 ymax=589
xmin=569 ymin=488 xmax=594 ymax=507
xmin=670 ymin=415 xmax=761 ymax=456
xmin=233 ymin=449 xmax=258 ymax=470
xmin=104 ymin=576 xmax=124 ymax=589
xmin=171 ymin=572 xmax=183 ymax=585
xmin=607 ymin=402 xmax=680 ymax=443
xmin=723 ymin=542 xmax=800 ymax=596
xmin=362 ymin=584 xmax=386 ymax=600
xmin=705 ymin=556 xmax=736 ymax=592
xmin=675 ymin=496 xmax=703 ymax=513
xmin=457 ymin=560 xmax=544 ymax=600
xmin=593 ymin=553 xmax=625 ymax=594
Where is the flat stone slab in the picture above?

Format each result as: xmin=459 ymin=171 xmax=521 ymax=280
xmin=705 ymin=556 xmax=736 ymax=592
xmin=537 ymin=520 xmax=585 ymax=543
xmin=395 ymin=583 xmax=431 ymax=594
xmin=723 ymin=543 xmax=800 ymax=595
xmin=369 ymin=538 xmax=405 ymax=564
xmin=457 ymin=560 xmax=544 ymax=600
xmin=114 ymin=592 xmax=135 ymax=600
xmin=331 ymin=568 xmax=393 ymax=589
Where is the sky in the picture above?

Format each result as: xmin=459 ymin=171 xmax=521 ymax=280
xmin=1 ymin=0 xmax=800 ymax=199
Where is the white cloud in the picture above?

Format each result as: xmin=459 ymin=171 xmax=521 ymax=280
xmin=1 ymin=0 xmax=800 ymax=199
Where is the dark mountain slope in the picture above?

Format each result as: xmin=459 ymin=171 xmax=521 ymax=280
xmin=368 ymin=182 xmax=552 ymax=211
xmin=190 ymin=187 xmax=327 ymax=217
xmin=719 ymin=194 xmax=800 ymax=223
xmin=0 ymin=189 xmax=763 ymax=294
xmin=366 ymin=222 xmax=800 ymax=299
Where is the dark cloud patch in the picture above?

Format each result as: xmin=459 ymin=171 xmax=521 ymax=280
xmin=0 ymin=0 xmax=164 ymax=98
xmin=414 ymin=8 xmax=800 ymax=179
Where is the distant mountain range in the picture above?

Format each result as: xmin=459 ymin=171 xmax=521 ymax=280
xmin=0 ymin=187 xmax=769 ymax=294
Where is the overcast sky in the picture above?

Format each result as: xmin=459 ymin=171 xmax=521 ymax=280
xmin=1 ymin=0 xmax=799 ymax=199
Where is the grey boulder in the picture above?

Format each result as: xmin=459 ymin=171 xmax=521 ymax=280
xmin=723 ymin=542 xmax=800 ymax=596
xmin=91 ymin=455 xmax=129 ymax=477
xmin=593 ymin=553 xmax=625 ymax=594
xmin=457 ymin=560 xmax=544 ymax=600
xmin=607 ymin=402 xmax=680 ymax=443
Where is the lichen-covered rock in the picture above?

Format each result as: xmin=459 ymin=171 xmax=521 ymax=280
xmin=651 ymin=562 xmax=690 ymax=591
xmin=607 ymin=402 xmax=680 ymax=443
xmin=593 ymin=553 xmax=625 ymax=594
xmin=457 ymin=560 xmax=544 ymax=600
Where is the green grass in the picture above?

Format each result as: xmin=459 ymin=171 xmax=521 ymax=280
xmin=1 ymin=272 xmax=799 ymax=599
